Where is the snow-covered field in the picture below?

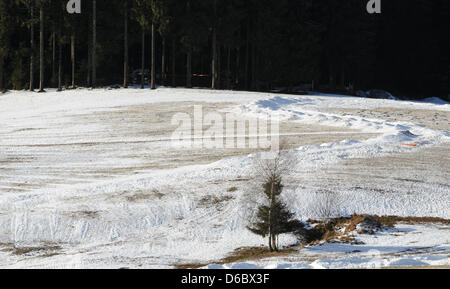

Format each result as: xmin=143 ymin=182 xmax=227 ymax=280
xmin=0 ymin=88 xmax=448 ymax=268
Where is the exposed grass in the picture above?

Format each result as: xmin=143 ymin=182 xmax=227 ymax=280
xmin=154 ymin=192 xmax=165 ymax=199
xmin=373 ymin=216 xmax=450 ymax=227
xmin=305 ymin=215 xmax=450 ymax=245
xmin=126 ymin=189 xmax=164 ymax=202
xmin=221 ymin=246 xmax=298 ymax=264
xmin=71 ymin=210 xmax=99 ymax=219
xmin=304 ymin=215 xmax=380 ymax=244
xmin=227 ymin=187 xmax=238 ymax=193
xmin=174 ymin=246 xmax=300 ymax=269
xmin=387 ymin=265 xmax=450 ymax=269
xmin=0 ymin=243 xmax=14 ymax=253
xmin=174 ymin=215 xmax=450 ymax=269
xmin=12 ymin=245 xmax=62 ymax=256
xmin=197 ymin=195 xmax=234 ymax=207
xmin=173 ymin=263 xmax=208 ymax=269
xmin=126 ymin=193 xmax=152 ymax=202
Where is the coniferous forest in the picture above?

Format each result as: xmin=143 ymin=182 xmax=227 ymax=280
xmin=0 ymin=0 xmax=448 ymax=100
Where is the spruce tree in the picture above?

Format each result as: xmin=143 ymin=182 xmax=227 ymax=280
xmin=247 ymin=174 xmax=298 ymax=251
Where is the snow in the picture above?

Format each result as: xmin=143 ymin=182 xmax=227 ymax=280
xmin=204 ymin=224 xmax=450 ymax=269
xmin=0 ymin=88 xmax=448 ymax=268
xmin=419 ymin=97 xmax=449 ymax=105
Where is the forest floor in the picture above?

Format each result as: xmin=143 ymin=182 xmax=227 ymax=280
xmin=0 ymin=88 xmax=448 ymax=268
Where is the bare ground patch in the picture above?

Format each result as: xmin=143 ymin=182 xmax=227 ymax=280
xmin=373 ymin=216 xmax=450 ymax=227
xmin=387 ymin=265 xmax=450 ymax=269
xmin=174 ymin=214 xmax=450 ymax=268
xmin=303 ymin=143 xmax=450 ymax=195
xmin=1 ymin=101 xmax=376 ymax=193
xmin=324 ymin=107 xmax=450 ymax=131
xmin=174 ymin=246 xmax=300 ymax=269
xmin=11 ymin=244 xmax=62 ymax=257
xmin=197 ymin=195 xmax=235 ymax=209
xmin=69 ymin=210 xmax=100 ymax=219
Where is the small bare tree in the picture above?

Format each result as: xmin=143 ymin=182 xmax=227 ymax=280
xmin=310 ymin=189 xmax=342 ymax=220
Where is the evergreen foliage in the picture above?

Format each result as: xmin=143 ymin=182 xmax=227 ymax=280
xmin=247 ymin=167 xmax=300 ymax=252
xmin=0 ymin=0 xmax=448 ymax=99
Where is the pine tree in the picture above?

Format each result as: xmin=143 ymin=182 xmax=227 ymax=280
xmin=247 ymin=176 xmax=298 ymax=251
xmin=247 ymin=149 xmax=301 ymax=252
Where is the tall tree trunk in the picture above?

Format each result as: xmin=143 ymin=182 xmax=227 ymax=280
xmin=211 ymin=0 xmax=217 ymax=89
xmin=87 ymin=40 xmax=92 ymax=87
xmin=211 ymin=27 xmax=217 ymax=89
xmin=218 ymin=46 xmax=221 ymax=89
xmin=0 ymin=54 xmax=4 ymax=92
xmin=328 ymin=63 xmax=335 ymax=89
xmin=235 ymin=47 xmax=240 ymax=87
xmin=141 ymin=30 xmax=145 ymax=89
xmin=57 ymin=7 xmax=62 ymax=91
xmin=251 ymin=43 xmax=256 ymax=90
xmin=161 ymin=39 xmax=165 ymax=86
xmin=172 ymin=39 xmax=176 ymax=87
xmin=151 ymin=22 xmax=156 ymax=90
xmin=92 ymin=0 xmax=96 ymax=88
xmin=71 ymin=33 xmax=75 ymax=88
xmin=123 ymin=2 xmax=128 ymax=88
xmin=200 ymin=55 xmax=203 ymax=74
xmin=268 ymin=182 xmax=274 ymax=252
xmin=227 ymin=47 xmax=231 ymax=89
xmin=52 ymin=30 xmax=56 ymax=83
xmin=271 ymin=234 xmax=277 ymax=252
xmin=186 ymin=50 xmax=192 ymax=88
xmin=29 ymin=5 xmax=34 ymax=91
xmin=39 ymin=6 xmax=44 ymax=92
xmin=86 ymin=7 xmax=92 ymax=87
xmin=57 ymin=29 xmax=62 ymax=91
xmin=245 ymin=21 xmax=250 ymax=90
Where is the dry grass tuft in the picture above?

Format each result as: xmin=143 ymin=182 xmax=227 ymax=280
xmin=303 ymin=215 xmax=450 ymax=245
xmin=70 ymin=210 xmax=99 ymax=219
xmin=12 ymin=245 xmax=62 ymax=256
xmin=373 ymin=216 xmax=450 ymax=227
xmin=0 ymin=243 xmax=14 ymax=252
xmin=126 ymin=193 xmax=152 ymax=202
xmin=197 ymin=195 xmax=234 ymax=207
xmin=174 ymin=263 xmax=208 ymax=269
xmin=174 ymin=214 xmax=450 ymax=269
xmin=174 ymin=246 xmax=299 ymax=269
xmin=221 ymin=246 xmax=297 ymax=264
xmin=304 ymin=215 xmax=383 ymax=244
xmin=126 ymin=190 xmax=165 ymax=202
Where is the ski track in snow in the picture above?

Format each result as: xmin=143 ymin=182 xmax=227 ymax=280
xmin=0 ymin=88 xmax=448 ymax=268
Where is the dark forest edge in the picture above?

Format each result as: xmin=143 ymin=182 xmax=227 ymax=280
xmin=0 ymin=1 xmax=449 ymax=101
